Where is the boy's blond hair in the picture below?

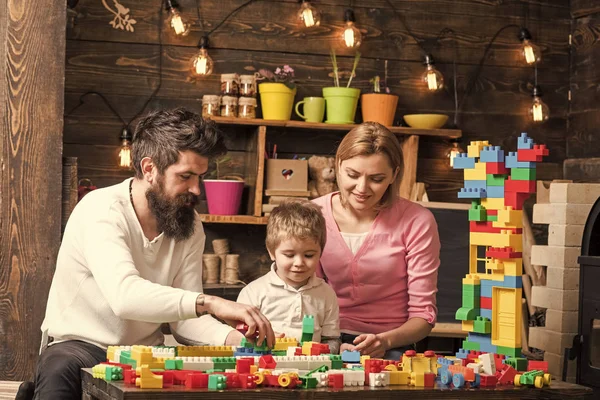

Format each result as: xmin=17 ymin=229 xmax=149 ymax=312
xmin=265 ymin=199 xmax=327 ymax=253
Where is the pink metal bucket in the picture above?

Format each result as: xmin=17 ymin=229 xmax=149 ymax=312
xmin=203 ymin=180 xmax=244 ymax=215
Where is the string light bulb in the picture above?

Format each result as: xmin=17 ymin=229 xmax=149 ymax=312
xmin=118 ymin=127 xmax=133 ymax=169
xmin=165 ymin=0 xmax=190 ymax=36
xmin=191 ymin=36 xmax=214 ymax=77
xmin=298 ymin=0 xmax=320 ymax=28
xmin=446 ymin=139 xmax=464 ymax=167
xmin=518 ymin=28 xmax=540 ymax=65
xmin=422 ymin=55 xmax=444 ymax=92
xmin=342 ymin=9 xmax=361 ymax=49
xmin=530 ymin=85 xmax=549 ymax=123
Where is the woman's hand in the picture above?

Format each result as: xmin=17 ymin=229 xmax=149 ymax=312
xmin=203 ymin=295 xmax=275 ymax=348
xmin=352 ymin=333 xmax=390 ymax=358
xmin=339 ymin=342 xmax=356 ymax=353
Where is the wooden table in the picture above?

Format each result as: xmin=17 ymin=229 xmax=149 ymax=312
xmin=81 ymin=369 xmax=593 ymax=400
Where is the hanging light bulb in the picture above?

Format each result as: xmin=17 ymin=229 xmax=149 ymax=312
xmin=298 ymin=0 xmax=321 ymax=28
xmin=191 ymin=36 xmax=214 ymax=77
xmin=421 ymin=55 xmax=444 ymax=92
xmin=342 ymin=9 xmax=361 ymax=49
xmin=165 ymin=0 xmax=190 ymax=36
xmin=530 ymin=85 xmax=549 ymax=123
xmin=446 ymin=139 xmax=464 ymax=167
xmin=118 ymin=127 xmax=133 ymax=169
xmin=518 ymin=28 xmax=540 ymax=65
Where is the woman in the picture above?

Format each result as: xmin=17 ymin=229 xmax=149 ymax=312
xmin=313 ymin=122 xmax=441 ymax=360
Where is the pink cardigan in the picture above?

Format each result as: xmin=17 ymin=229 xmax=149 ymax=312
xmin=313 ymin=193 xmax=440 ymax=334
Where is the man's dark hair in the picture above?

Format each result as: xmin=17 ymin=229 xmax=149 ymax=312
xmin=131 ymin=108 xmax=227 ymax=178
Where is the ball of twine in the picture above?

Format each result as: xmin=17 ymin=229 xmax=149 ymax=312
xmin=224 ymin=254 xmax=240 ymax=285
xmin=219 ymin=254 xmax=227 ymax=283
xmin=212 ymin=238 xmax=230 ymax=255
xmin=202 ymin=254 xmax=220 ymax=284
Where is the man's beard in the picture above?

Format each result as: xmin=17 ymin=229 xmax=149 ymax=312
xmin=146 ymin=177 xmax=198 ymax=241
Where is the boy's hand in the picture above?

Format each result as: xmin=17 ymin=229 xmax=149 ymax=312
xmin=202 ymin=295 xmax=275 ymax=348
xmin=340 ymin=343 xmax=355 ymax=353
xmin=352 ymin=333 xmax=389 ymax=359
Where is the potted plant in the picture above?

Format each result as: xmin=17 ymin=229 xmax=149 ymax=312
xmin=257 ymin=65 xmax=297 ymax=120
xmin=361 ymin=60 xmax=399 ymax=126
xmin=203 ymin=155 xmax=245 ymax=216
xmin=323 ymin=49 xmax=361 ymax=124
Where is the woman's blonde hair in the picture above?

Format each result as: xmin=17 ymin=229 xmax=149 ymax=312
xmin=335 ymin=122 xmax=404 ymax=210
xmin=265 ymin=199 xmax=327 ymax=253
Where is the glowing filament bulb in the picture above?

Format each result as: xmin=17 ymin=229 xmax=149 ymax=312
xmin=427 ymin=70 xmax=438 ymax=91
xmin=523 ymin=40 xmax=537 ymax=64
xmin=118 ymin=140 xmax=132 ymax=169
xmin=168 ymin=8 xmax=189 ymax=36
xmin=303 ymin=8 xmax=315 ymax=27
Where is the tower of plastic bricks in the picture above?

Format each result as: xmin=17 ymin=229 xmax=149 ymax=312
xmin=453 ymin=132 xmax=549 ymax=358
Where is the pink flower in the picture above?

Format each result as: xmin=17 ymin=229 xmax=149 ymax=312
xmin=275 ymin=67 xmax=281 ymax=75
xmin=283 ymin=65 xmax=294 ymax=74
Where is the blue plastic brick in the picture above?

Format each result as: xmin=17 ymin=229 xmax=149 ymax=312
xmin=455 ymin=349 xmax=469 ymax=359
xmin=480 ymin=279 xmax=496 ymax=298
xmin=506 ymin=152 xmax=535 ymax=169
xmin=502 ymin=275 xmax=523 ymax=289
xmin=341 ymin=350 xmax=361 ymax=363
xmin=486 ymin=185 xmax=505 ymax=198
xmin=465 ymin=180 xmax=487 ymax=190
xmin=480 ymin=308 xmax=493 ymax=320
xmin=518 ymin=132 xmax=534 ymax=150
xmin=453 ymin=154 xmax=476 ymax=169
xmin=458 ymin=188 xmax=487 ymax=199
xmin=480 ymin=146 xmax=505 ymax=163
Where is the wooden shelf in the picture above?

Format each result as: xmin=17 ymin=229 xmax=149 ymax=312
xmin=210 ymin=116 xmax=462 ymax=139
xmin=199 ymin=214 xmax=268 ymax=225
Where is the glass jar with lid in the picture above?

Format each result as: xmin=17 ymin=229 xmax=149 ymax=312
xmin=220 ymin=73 xmax=239 ymax=96
xmin=201 ymin=95 xmax=221 ymax=118
xmin=238 ymin=97 xmax=257 ymax=119
xmin=239 ymin=74 xmax=258 ymax=97
xmin=220 ymin=96 xmax=238 ymax=118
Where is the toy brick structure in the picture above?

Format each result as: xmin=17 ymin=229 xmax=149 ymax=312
xmin=453 ymin=133 xmax=548 ymax=359
xmin=528 ymin=182 xmax=600 ymax=381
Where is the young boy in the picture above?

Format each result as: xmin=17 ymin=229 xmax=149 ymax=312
xmin=237 ymin=200 xmax=341 ymax=353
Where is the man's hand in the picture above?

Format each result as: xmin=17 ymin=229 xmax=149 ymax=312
xmin=339 ymin=343 xmax=355 ymax=353
xmin=352 ymin=333 xmax=389 ymax=358
xmin=202 ymin=295 xmax=275 ymax=348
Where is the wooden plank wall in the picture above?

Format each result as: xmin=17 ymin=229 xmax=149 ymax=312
xmin=0 ymin=0 xmax=65 ymax=380
xmin=570 ymin=1 xmax=600 ymax=161
xmin=65 ymin=0 xmax=570 ymax=202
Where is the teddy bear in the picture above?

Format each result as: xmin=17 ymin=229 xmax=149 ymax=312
xmin=307 ymin=155 xmax=338 ymax=199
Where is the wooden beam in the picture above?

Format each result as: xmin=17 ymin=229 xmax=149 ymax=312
xmin=399 ymin=135 xmax=419 ymax=200
xmin=0 ymin=0 xmax=65 ymax=380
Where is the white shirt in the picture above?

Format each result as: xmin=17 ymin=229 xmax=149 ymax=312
xmin=340 ymin=231 xmax=369 ymax=255
xmin=237 ymin=263 xmax=340 ymax=343
xmin=41 ymin=178 xmax=233 ymax=350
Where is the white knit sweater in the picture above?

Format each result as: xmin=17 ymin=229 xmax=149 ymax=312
xmin=41 ymin=178 xmax=233 ymax=350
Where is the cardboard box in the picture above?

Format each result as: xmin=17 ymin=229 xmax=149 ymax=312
xmin=266 ymin=159 xmax=308 ymax=192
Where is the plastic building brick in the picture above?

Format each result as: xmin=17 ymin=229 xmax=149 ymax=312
xmin=461 ymin=340 xmax=481 ymax=351
xmin=479 ymin=353 xmax=496 ymax=375
xmin=504 ymin=190 xmax=530 ymax=209
xmin=505 ymin=178 xmax=536 ymax=193
xmin=467 ymin=140 xmax=490 ymax=158
xmin=527 ymin=360 xmax=549 ymax=373
xmin=517 ymin=132 xmax=534 ymax=150
xmin=479 ymin=373 xmax=498 ymax=387
xmin=369 ymin=371 xmax=391 ymax=387
xmin=480 ymin=297 xmax=492 ymax=309
xmin=208 ymin=374 xmax=227 ymax=390
xmin=504 ymin=357 xmax=528 ymax=371
xmin=464 ymin=162 xmax=487 ymax=181
xmin=495 ymin=206 xmax=523 ymax=228
xmin=453 ymin=153 xmax=476 ymax=169
xmin=274 ymin=337 xmax=298 ymax=351
xmin=491 ymin=287 xmax=522 ymax=350
xmin=514 ymin=370 xmax=551 ymax=388
xmin=258 ymin=355 xmax=277 ymax=369
xmin=458 ymin=188 xmax=487 ymax=199
xmin=517 ymin=145 xmax=549 ymax=162
xmin=154 ymin=371 xmax=174 ymax=388
xmin=238 ymin=373 xmax=258 ymax=389
xmin=184 ymin=373 xmax=208 ymax=389
xmin=329 ymin=354 xmax=343 ymax=370
xmin=236 ymin=358 xmax=253 ymax=374
xmin=341 ymin=350 xmax=361 ymax=363
xmin=510 ymin=167 xmax=536 ymax=181
xmin=212 ymin=357 xmax=237 ymax=370
xmin=473 ymin=316 xmax=491 ymax=334
xmin=469 ymin=205 xmax=487 ymax=221
xmin=328 ymin=373 xmax=344 ymax=388
xmin=301 ymin=315 xmax=315 ymax=343
xmin=496 ymin=345 xmax=521 ymax=358
xmin=164 ymin=359 xmax=183 ymax=370
xmin=135 ymin=366 xmax=163 ymax=389
xmin=465 ymin=180 xmax=487 ymax=190
xmin=480 ymin=197 xmax=505 ymax=211
xmin=505 ymin=152 xmax=535 ymax=169
xmin=299 ymin=375 xmax=318 ymax=389
xmin=486 ymin=162 xmax=509 ymax=175
xmin=496 ymin=364 xmax=517 ymax=385
xmin=480 ymin=146 xmax=505 ymax=163
xmin=92 ymin=364 xmax=124 ymax=381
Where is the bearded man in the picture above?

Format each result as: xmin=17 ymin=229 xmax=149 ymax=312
xmin=32 ymin=109 xmax=274 ymax=400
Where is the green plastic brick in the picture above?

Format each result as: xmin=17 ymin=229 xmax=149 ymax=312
xmin=487 ymin=174 xmax=507 ymax=186
xmin=511 ymin=168 xmax=536 ymax=181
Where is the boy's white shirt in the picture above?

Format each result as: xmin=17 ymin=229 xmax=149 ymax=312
xmin=237 ymin=263 xmax=340 ymax=342
xmin=40 ymin=178 xmax=233 ymax=351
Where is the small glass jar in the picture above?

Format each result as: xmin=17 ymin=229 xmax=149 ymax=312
xmin=201 ymin=95 xmax=221 ymax=118
xmin=238 ymin=97 xmax=257 ymax=119
xmin=220 ymin=96 xmax=238 ymax=117
xmin=220 ymin=73 xmax=239 ymax=96
xmin=239 ymin=74 xmax=257 ymax=97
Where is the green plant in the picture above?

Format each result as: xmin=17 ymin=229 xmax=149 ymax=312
xmin=258 ymin=65 xmax=296 ymax=90
xmin=369 ymin=60 xmax=391 ymax=93
xmin=206 ymin=155 xmax=232 ymax=179
xmin=329 ymin=49 xmax=361 ymax=88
